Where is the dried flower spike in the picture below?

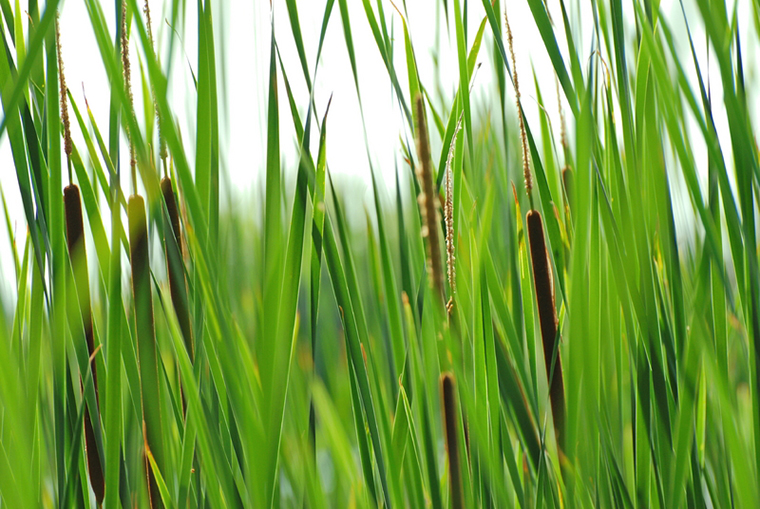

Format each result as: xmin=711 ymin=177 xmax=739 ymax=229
xmin=56 ymin=16 xmax=72 ymax=181
xmin=121 ymin=0 xmax=136 ymax=188
xmin=445 ymin=114 xmax=463 ymax=314
xmin=505 ymin=8 xmax=532 ymax=201
xmin=144 ymin=0 xmax=167 ymax=170
xmin=414 ymin=95 xmax=445 ymax=302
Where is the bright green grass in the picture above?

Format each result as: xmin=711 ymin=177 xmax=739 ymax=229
xmin=0 ymin=0 xmax=759 ymax=507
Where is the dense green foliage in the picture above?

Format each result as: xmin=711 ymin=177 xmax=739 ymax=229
xmin=0 ymin=0 xmax=759 ymax=507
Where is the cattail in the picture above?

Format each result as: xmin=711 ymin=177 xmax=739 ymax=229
xmin=129 ymin=195 xmax=164 ymax=509
xmin=444 ymin=115 xmax=463 ymax=314
xmin=507 ymin=7 xmax=566 ymax=450
xmin=527 ymin=210 xmax=565 ymax=448
xmin=414 ymin=95 xmax=445 ymax=302
xmin=60 ymin=23 xmax=104 ymax=504
xmin=441 ymin=373 xmax=464 ymax=509
xmin=161 ymin=177 xmax=193 ymax=361
xmin=64 ymin=185 xmax=105 ymax=505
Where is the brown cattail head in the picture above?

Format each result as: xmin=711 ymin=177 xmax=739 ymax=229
xmin=129 ymin=195 xmax=165 ymax=509
xmin=441 ymin=373 xmax=464 ymax=509
xmin=414 ymin=95 xmax=445 ymax=302
xmin=504 ymin=9 xmax=532 ymax=201
xmin=64 ymin=185 xmax=105 ymax=504
xmin=64 ymin=185 xmax=97 ymax=382
xmin=526 ymin=210 xmax=565 ymax=449
xmin=56 ymin=16 xmax=72 ymax=178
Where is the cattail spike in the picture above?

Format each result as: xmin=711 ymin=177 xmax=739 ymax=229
xmin=144 ymin=0 xmax=167 ymax=172
xmin=64 ymin=185 xmax=105 ymax=504
xmin=441 ymin=373 xmax=465 ymax=509
xmin=445 ymin=115 xmax=462 ymax=315
xmin=526 ymin=210 xmax=566 ymax=450
xmin=56 ymin=16 xmax=72 ymax=183
xmin=121 ymin=0 xmax=137 ymax=192
xmin=414 ymin=95 xmax=445 ymax=302
xmin=505 ymin=8 xmax=532 ymax=202
xmin=129 ymin=195 xmax=164 ymax=509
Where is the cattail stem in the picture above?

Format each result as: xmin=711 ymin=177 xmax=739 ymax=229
xmin=129 ymin=195 xmax=164 ymax=509
xmin=64 ymin=185 xmax=105 ymax=505
xmin=441 ymin=373 xmax=464 ymax=509
xmin=414 ymin=95 xmax=445 ymax=303
xmin=526 ymin=210 xmax=565 ymax=450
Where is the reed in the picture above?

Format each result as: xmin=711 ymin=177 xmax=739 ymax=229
xmin=441 ymin=373 xmax=464 ymax=509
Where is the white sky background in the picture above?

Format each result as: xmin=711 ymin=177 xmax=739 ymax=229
xmin=0 ymin=0 xmax=758 ymax=301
